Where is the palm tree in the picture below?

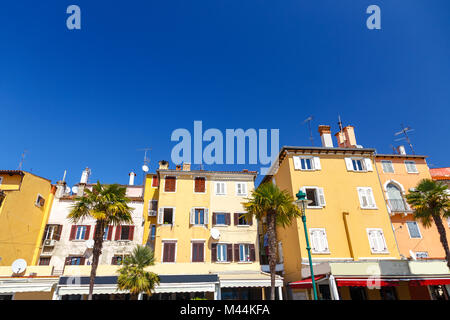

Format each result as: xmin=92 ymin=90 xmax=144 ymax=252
xmin=406 ymin=179 xmax=450 ymax=268
xmin=117 ymin=245 xmax=159 ymax=299
xmin=69 ymin=182 xmax=133 ymax=300
xmin=243 ymin=182 xmax=301 ymax=300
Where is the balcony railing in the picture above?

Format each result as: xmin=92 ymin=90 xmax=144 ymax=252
xmin=387 ymin=199 xmax=411 ymax=212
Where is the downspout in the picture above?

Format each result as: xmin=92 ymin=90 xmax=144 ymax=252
xmin=31 ymin=185 xmax=56 ymax=265
xmin=372 ymin=152 xmax=402 ymax=258
xmin=342 ymin=211 xmax=356 ymax=261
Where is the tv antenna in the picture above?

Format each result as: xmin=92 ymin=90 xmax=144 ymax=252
xmin=17 ymin=150 xmax=27 ymax=170
xmin=302 ymin=116 xmax=314 ymax=146
xmin=138 ymin=148 xmax=151 ymax=172
xmin=337 ymin=115 xmax=348 ymax=147
xmin=394 ymin=124 xmax=415 ymax=154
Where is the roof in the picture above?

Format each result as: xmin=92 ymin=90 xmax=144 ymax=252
xmin=157 ymin=169 xmax=258 ymax=177
xmin=0 ymin=170 xmax=52 ymax=182
xmin=430 ymin=167 xmax=450 ymax=181
xmin=376 ymin=154 xmax=428 ymax=159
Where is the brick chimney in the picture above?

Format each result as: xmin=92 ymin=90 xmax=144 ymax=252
xmin=318 ymin=125 xmax=334 ymax=148
xmin=176 ymin=165 xmax=182 ymax=171
xmin=158 ymin=160 xmax=169 ymax=170
xmin=335 ymin=126 xmax=357 ymax=148
xmin=182 ymin=163 xmax=191 ymax=171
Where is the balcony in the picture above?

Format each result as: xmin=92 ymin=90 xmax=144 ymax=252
xmin=387 ymin=199 xmax=411 ymax=213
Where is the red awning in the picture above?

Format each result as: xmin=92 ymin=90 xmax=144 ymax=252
xmin=336 ymin=278 xmax=399 ymax=287
xmin=409 ymin=278 xmax=450 ymax=286
xmin=289 ymin=275 xmax=326 ymax=289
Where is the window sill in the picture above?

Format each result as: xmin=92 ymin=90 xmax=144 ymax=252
xmin=236 ymin=195 xmax=248 ymax=197
xmin=370 ymin=251 xmax=390 ymax=255
xmin=306 ymin=206 xmax=324 ymax=209
xmin=160 ymin=224 xmax=174 ymax=226
xmin=71 ymin=240 xmax=86 ymax=242
xmin=215 ymin=261 xmax=231 ymax=264
xmin=237 ymin=261 xmax=253 ymax=264
xmin=237 ymin=225 xmax=250 ymax=227
xmin=213 ymin=224 xmax=229 ymax=227
xmin=311 ymin=252 xmax=330 ymax=255
xmin=361 ymin=207 xmax=378 ymax=210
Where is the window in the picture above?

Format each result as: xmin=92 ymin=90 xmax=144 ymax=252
xmin=35 ymin=194 xmax=45 ymax=207
xmin=70 ymin=225 xmax=90 ymax=241
xmin=367 ymin=229 xmax=388 ymax=254
xmin=386 ymin=183 xmax=408 ymax=212
xmin=238 ymin=244 xmax=255 ymax=262
xmin=39 ymin=257 xmax=51 ymax=266
xmin=151 ymin=175 xmax=159 ymax=187
xmin=213 ymin=212 xmax=230 ymax=225
xmin=164 ymin=176 xmax=176 ymax=192
xmin=190 ymin=208 xmax=209 ymax=226
xmin=0 ymin=177 xmax=3 ymax=185
xmin=235 ymin=213 xmax=252 ymax=226
xmin=345 ymin=157 xmax=373 ymax=172
xmin=215 ymin=182 xmax=226 ymax=195
xmin=236 ymin=182 xmax=247 ymax=196
xmin=158 ymin=208 xmax=175 ymax=225
xmin=150 ymin=224 xmax=156 ymax=241
xmin=293 ymin=156 xmax=321 ymax=171
xmin=357 ymin=187 xmax=377 ymax=209
xmin=302 ymin=187 xmax=326 ymax=208
xmin=194 ymin=177 xmax=206 ymax=193
xmin=406 ymin=221 xmax=422 ymax=238
xmin=405 ymin=161 xmax=418 ymax=173
xmin=112 ymin=255 xmax=129 ymax=265
xmin=102 ymin=226 xmax=111 ymax=240
xmin=43 ymin=224 xmax=62 ymax=241
xmin=216 ymin=244 xmax=228 ymax=262
xmin=115 ymin=225 xmax=135 ymax=241
xmin=65 ymin=256 xmax=85 ymax=265
xmin=212 ymin=243 xmax=232 ymax=262
xmin=191 ymin=242 xmax=205 ymax=262
xmin=148 ymin=200 xmax=158 ymax=216
xmin=380 ymin=287 xmax=397 ymax=300
xmin=309 ymin=229 xmax=330 ymax=254
xmin=381 ymin=160 xmax=395 ymax=173
xmin=162 ymin=241 xmax=176 ymax=263
xmin=415 ymin=251 xmax=428 ymax=259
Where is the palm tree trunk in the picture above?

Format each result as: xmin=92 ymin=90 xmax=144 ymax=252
xmin=432 ymin=215 xmax=450 ymax=269
xmin=88 ymin=220 xmax=106 ymax=300
xmin=266 ymin=212 xmax=277 ymax=300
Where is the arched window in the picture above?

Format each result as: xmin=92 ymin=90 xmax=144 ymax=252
xmin=386 ymin=183 xmax=406 ymax=211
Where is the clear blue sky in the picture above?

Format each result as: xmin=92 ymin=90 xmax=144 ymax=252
xmin=1 ymin=1 xmax=449 ymax=187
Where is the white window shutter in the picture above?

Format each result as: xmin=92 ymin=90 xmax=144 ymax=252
xmin=318 ymin=188 xmax=326 ymax=207
xmin=157 ymin=208 xmax=164 ymax=224
xmin=345 ymin=158 xmax=353 ymax=171
xmin=313 ymin=157 xmax=321 ymax=170
xmin=320 ymin=230 xmax=329 ymax=252
xmin=367 ymin=188 xmax=376 ymax=208
xmin=215 ymin=183 xmax=220 ymax=194
xmin=310 ymin=230 xmax=318 ymax=252
xmin=364 ymin=158 xmax=373 ymax=171
xmin=367 ymin=230 xmax=377 ymax=251
xmin=293 ymin=156 xmax=301 ymax=170
xmin=223 ymin=183 xmax=227 ymax=195
xmin=190 ymin=208 xmax=195 ymax=225
xmin=204 ymin=208 xmax=209 ymax=225
xmin=357 ymin=188 xmax=365 ymax=208
xmin=376 ymin=230 xmax=387 ymax=252
xmin=148 ymin=200 xmax=152 ymax=214
xmin=242 ymin=183 xmax=247 ymax=195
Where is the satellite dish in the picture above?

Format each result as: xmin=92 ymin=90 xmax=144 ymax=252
xmin=409 ymin=250 xmax=417 ymax=260
xmin=65 ymin=186 xmax=71 ymax=194
xmin=86 ymin=240 xmax=94 ymax=249
xmin=12 ymin=259 xmax=27 ymax=274
xmin=72 ymin=186 xmax=78 ymax=194
xmin=210 ymin=228 xmax=220 ymax=240
xmin=142 ymin=164 xmax=149 ymax=172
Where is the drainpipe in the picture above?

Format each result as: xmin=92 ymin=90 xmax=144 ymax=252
xmin=342 ymin=211 xmax=356 ymax=260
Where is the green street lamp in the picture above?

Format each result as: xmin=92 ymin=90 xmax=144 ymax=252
xmin=295 ymin=190 xmax=318 ymax=301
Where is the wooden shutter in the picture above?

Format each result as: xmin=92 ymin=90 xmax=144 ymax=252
xmin=80 ymin=257 xmax=86 ymax=265
xmin=42 ymin=225 xmax=49 ymax=243
xmin=199 ymin=243 xmax=204 ymax=262
xmin=211 ymin=243 xmax=217 ymax=262
xmin=111 ymin=256 xmax=117 ymax=265
xmin=213 ymin=212 xmax=217 ymax=225
xmin=195 ymin=177 xmax=205 ymax=193
xmin=364 ymin=158 xmax=373 ymax=171
xmin=313 ymin=157 xmax=321 ymax=170
xmin=249 ymin=244 xmax=256 ymax=261
xmin=152 ymin=175 xmax=159 ymax=187
xmin=225 ymin=213 xmax=231 ymax=225
xmin=55 ymin=225 xmax=63 ymax=241
xmin=227 ymin=244 xmax=233 ymax=262
xmin=318 ymin=188 xmax=326 ymax=207
xmin=107 ymin=225 xmax=113 ymax=240
xmin=247 ymin=215 xmax=253 ymax=226
xmin=84 ymin=226 xmax=91 ymax=240
xmin=169 ymin=243 xmax=176 ymax=262
xmin=234 ymin=244 xmax=240 ymax=262
xmin=157 ymin=208 xmax=164 ymax=224
xmin=93 ymin=225 xmax=97 ymax=239
xmin=165 ymin=176 xmax=176 ymax=192
xmin=234 ymin=213 xmax=239 ymax=226
xmin=128 ymin=226 xmax=135 ymax=241
xmin=115 ymin=226 xmax=121 ymax=240
xmin=65 ymin=257 xmax=71 ymax=265
xmin=345 ymin=158 xmax=353 ymax=171
xmin=163 ymin=243 xmax=169 ymax=262
xmin=293 ymin=156 xmax=301 ymax=170
xmin=69 ymin=225 xmax=76 ymax=240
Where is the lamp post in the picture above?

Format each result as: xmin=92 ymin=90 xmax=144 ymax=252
xmin=295 ymin=190 xmax=318 ymax=300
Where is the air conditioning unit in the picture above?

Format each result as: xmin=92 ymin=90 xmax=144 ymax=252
xmin=148 ymin=210 xmax=157 ymax=217
xmin=44 ymin=239 xmax=57 ymax=247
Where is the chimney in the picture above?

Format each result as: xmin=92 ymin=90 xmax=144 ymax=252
xmin=55 ymin=181 xmax=65 ymax=199
xmin=335 ymin=126 xmax=357 ymax=148
xmin=397 ymin=145 xmax=406 ymax=155
xmin=176 ymin=165 xmax=182 ymax=171
xmin=128 ymin=171 xmax=136 ymax=185
xmin=158 ymin=160 xmax=169 ymax=170
xmin=80 ymin=167 xmax=91 ymax=184
xmin=242 ymin=169 xmax=249 ymax=173
xmin=182 ymin=163 xmax=191 ymax=171
xmin=318 ymin=125 xmax=334 ymax=148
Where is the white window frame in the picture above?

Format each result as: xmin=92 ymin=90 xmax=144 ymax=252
xmin=193 ymin=176 xmax=207 ymax=194
xmin=236 ymin=182 xmax=248 ymax=196
xmin=381 ymin=160 xmax=395 ymax=173
xmin=366 ymin=228 xmax=389 ymax=254
xmin=75 ymin=226 xmax=87 ymax=240
xmin=309 ymin=228 xmax=330 ymax=254
xmin=406 ymin=221 xmax=422 ymax=239
xmin=214 ymin=182 xmax=227 ymax=195
xmin=190 ymin=240 xmax=206 ymax=263
xmin=35 ymin=194 xmax=45 ymax=207
xmin=293 ymin=156 xmax=321 ymax=171
xmin=301 ymin=186 xmax=326 ymax=208
xmin=158 ymin=207 xmax=176 ymax=226
xmin=404 ymin=161 xmax=418 ymax=174
xmin=190 ymin=207 xmax=209 ymax=226
xmin=216 ymin=243 xmax=228 ymax=263
xmin=44 ymin=225 xmax=58 ymax=240
xmin=357 ymin=187 xmax=377 ymax=209
xmin=102 ymin=226 xmax=110 ymax=241
xmin=163 ymin=176 xmax=177 ymax=193
xmin=161 ymin=240 xmax=177 ymax=264
xmin=239 ymin=243 xmax=251 ymax=262
xmin=148 ymin=200 xmax=158 ymax=216
xmin=345 ymin=157 xmax=373 ymax=172
xmin=236 ymin=212 xmax=250 ymax=226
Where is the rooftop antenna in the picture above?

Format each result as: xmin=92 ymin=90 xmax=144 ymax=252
xmin=138 ymin=148 xmax=151 ymax=172
xmin=17 ymin=150 xmax=27 ymax=170
xmin=302 ymin=116 xmax=314 ymax=146
xmin=337 ymin=115 xmax=347 ymax=147
xmin=394 ymin=124 xmax=415 ymax=154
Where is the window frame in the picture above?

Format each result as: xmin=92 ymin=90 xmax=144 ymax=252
xmin=404 ymin=161 xmax=418 ymax=174
xmin=236 ymin=212 xmax=250 ymax=226
xmin=381 ymin=160 xmax=395 ymax=173
xmin=357 ymin=187 xmax=377 ymax=209
xmin=214 ymin=212 xmax=228 ymax=226
xmin=163 ymin=176 xmax=177 ymax=193
xmin=35 ymin=194 xmax=45 ymax=207
xmin=191 ymin=240 xmax=205 ymax=263
xmin=151 ymin=175 xmax=159 ymax=188
xmin=302 ymin=186 xmax=326 ymax=208
xmin=366 ymin=228 xmax=389 ymax=254
xmin=239 ymin=243 xmax=252 ymax=262
xmin=161 ymin=240 xmax=177 ymax=263
xmin=216 ymin=243 xmax=228 ymax=263
xmin=214 ymin=182 xmax=227 ymax=195
xmin=75 ymin=226 xmax=88 ymax=240
xmin=406 ymin=221 xmax=422 ymax=239
xmin=309 ymin=228 xmax=330 ymax=254
xmin=159 ymin=207 xmax=175 ymax=226
xmin=235 ymin=182 xmax=248 ymax=196
xmin=148 ymin=200 xmax=158 ymax=216
xmin=193 ymin=176 xmax=207 ymax=194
